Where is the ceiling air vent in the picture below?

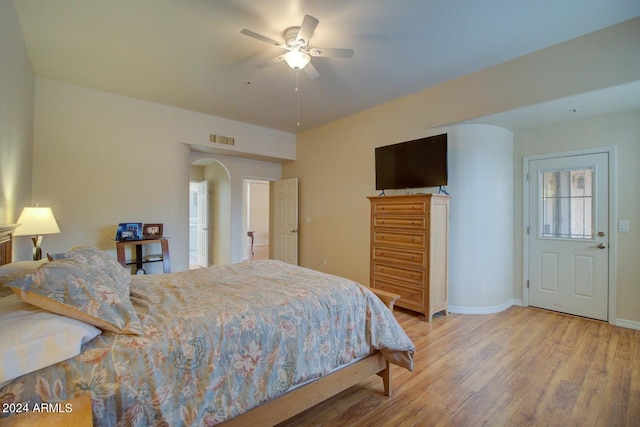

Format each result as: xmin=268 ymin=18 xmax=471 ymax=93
xmin=210 ymin=134 xmax=235 ymax=146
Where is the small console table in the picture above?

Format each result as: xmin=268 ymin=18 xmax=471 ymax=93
xmin=116 ymin=238 xmax=170 ymax=274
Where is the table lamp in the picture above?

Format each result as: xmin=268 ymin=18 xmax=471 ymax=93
xmin=14 ymin=207 xmax=61 ymax=260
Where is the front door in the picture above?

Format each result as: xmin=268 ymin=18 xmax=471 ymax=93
xmin=272 ymin=178 xmax=298 ymax=265
xmin=528 ymin=152 xmax=609 ymax=320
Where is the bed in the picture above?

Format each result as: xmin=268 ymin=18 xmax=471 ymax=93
xmin=0 ymin=227 xmax=414 ymax=426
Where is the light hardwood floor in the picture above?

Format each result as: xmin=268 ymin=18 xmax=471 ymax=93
xmin=278 ymin=306 xmax=640 ymax=426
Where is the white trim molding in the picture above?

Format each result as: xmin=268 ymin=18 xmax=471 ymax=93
xmin=449 ymin=299 xmax=517 ymax=315
xmin=616 ymin=318 xmax=640 ymax=331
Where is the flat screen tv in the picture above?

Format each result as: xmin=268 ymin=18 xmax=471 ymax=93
xmin=375 ymin=133 xmax=448 ymax=191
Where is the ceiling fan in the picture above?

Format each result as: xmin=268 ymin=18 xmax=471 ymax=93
xmin=241 ymin=15 xmax=354 ymax=79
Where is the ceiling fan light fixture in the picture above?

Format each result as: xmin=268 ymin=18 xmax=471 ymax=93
xmin=284 ymin=48 xmax=310 ymax=70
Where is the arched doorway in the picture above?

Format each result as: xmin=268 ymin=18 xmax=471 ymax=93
xmin=189 ymin=157 xmax=231 ymax=268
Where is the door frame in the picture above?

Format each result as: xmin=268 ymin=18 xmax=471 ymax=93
xmin=522 ymin=146 xmax=618 ymax=324
xmin=242 ymin=178 xmax=270 ymax=260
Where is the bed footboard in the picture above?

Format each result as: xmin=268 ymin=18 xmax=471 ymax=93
xmin=221 ymin=352 xmax=390 ymax=426
xmin=369 ymin=288 xmax=401 ymax=311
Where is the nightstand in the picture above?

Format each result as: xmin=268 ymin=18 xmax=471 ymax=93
xmin=116 ymin=238 xmax=170 ymax=274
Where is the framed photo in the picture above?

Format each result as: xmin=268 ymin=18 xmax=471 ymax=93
xmin=116 ymin=223 xmax=143 ymax=241
xmin=143 ymin=223 xmax=163 ymax=239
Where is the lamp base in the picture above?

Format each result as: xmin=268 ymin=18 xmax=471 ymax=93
xmin=31 ymin=236 xmax=43 ymax=261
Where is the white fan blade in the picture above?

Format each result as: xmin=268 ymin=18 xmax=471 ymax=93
xmin=309 ymin=47 xmax=354 ymax=58
xmin=257 ymin=55 xmax=285 ymax=68
xmin=241 ymin=29 xmax=285 ymax=47
xmin=296 ymin=15 xmax=319 ymax=46
xmin=303 ymin=62 xmax=320 ymax=79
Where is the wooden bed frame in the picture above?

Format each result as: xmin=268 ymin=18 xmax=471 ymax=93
xmin=0 ymin=226 xmax=401 ymax=426
xmin=222 ymin=352 xmax=390 ymax=426
xmin=0 ymin=225 xmax=18 ymax=266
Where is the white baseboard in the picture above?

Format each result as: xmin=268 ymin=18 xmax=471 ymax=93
xmin=448 ymin=299 xmax=517 ymax=315
xmin=449 ymin=300 xmax=640 ymax=330
xmin=616 ymin=318 xmax=640 ymax=330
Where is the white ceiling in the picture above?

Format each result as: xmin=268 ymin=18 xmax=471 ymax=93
xmin=13 ymin=0 xmax=640 ymax=134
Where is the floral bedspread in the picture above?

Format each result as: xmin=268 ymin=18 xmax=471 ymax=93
xmin=1 ymin=260 xmax=414 ymax=426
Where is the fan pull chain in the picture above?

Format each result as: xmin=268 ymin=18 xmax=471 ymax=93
xmin=295 ymin=70 xmax=301 ymax=127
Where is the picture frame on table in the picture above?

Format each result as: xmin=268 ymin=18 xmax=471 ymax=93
xmin=143 ymin=223 xmax=163 ymax=239
xmin=116 ymin=223 xmax=143 ymax=241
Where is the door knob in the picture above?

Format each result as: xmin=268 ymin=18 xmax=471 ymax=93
xmin=290 ymin=229 xmax=298 ymax=233
xmin=597 ymin=231 xmax=605 ymax=237
xmin=592 ymin=243 xmax=606 ymax=249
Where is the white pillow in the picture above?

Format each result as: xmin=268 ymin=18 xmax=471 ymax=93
xmin=0 ymin=294 xmax=101 ymax=385
xmin=0 ymin=260 xmax=48 ymax=297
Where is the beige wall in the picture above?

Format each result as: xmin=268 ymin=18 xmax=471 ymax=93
xmin=283 ymin=19 xmax=640 ymax=323
xmin=30 ymin=78 xmax=294 ymax=270
xmin=0 ymin=0 xmax=35 ymax=259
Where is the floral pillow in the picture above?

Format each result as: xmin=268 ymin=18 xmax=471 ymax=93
xmin=6 ymin=257 xmax=143 ymax=335
xmin=47 ymin=246 xmax=130 ymax=285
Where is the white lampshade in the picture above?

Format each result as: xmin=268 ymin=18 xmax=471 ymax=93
xmin=14 ymin=207 xmax=61 ymax=236
xmin=283 ymin=48 xmax=310 ymax=70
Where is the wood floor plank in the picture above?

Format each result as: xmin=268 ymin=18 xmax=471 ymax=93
xmin=627 ymin=330 xmax=640 ymax=426
xmin=597 ymin=350 xmax=633 ymax=426
xmin=568 ymin=342 xmax=609 ymax=426
xmin=277 ymin=306 xmax=640 ymax=427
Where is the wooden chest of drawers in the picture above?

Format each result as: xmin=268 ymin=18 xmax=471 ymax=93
xmin=368 ymin=194 xmax=450 ymax=322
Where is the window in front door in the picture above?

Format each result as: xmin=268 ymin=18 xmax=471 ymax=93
xmin=539 ymin=167 xmax=593 ymax=240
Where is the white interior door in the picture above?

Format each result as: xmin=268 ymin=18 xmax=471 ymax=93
xmin=196 ymin=180 xmax=209 ymax=267
xmin=272 ymin=178 xmax=298 ymax=265
xmin=528 ymin=153 xmax=609 ymax=320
